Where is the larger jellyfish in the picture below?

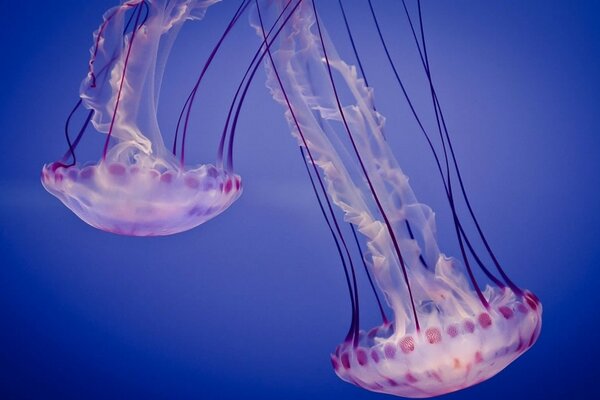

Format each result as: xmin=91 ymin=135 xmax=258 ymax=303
xmin=41 ymin=0 xmax=242 ymax=236
xmin=251 ymin=0 xmax=542 ymax=397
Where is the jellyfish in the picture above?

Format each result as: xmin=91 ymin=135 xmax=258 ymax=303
xmin=41 ymin=0 xmax=244 ymax=236
xmin=251 ymin=0 xmax=542 ymax=397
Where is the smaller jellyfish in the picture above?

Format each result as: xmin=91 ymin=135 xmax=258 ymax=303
xmin=253 ymin=0 xmax=541 ymax=398
xmin=41 ymin=0 xmax=243 ymax=236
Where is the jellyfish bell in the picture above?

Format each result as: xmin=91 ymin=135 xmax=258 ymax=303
xmin=41 ymin=158 xmax=240 ymax=237
xmin=253 ymin=0 xmax=542 ymax=397
xmin=41 ymin=0 xmax=242 ymax=236
xmin=331 ymin=280 xmax=542 ymax=398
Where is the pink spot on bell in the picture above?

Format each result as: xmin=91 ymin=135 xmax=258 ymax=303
xmin=464 ymin=320 xmax=475 ymax=333
xmin=80 ymin=168 xmax=94 ymax=179
xmin=425 ymin=328 xmax=442 ymax=344
xmin=207 ymin=167 xmax=218 ymax=178
xmin=478 ymin=313 xmax=492 ymax=329
xmin=185 ymin=176 xmax=199 ymax=189
xmin=499 ymin=306 xmax=514 ymax=319
xmin=356 ymin=349 xmax=368 ymax=366
xmin=405 ymin=373 xmax=418 ymax=384
xmin=341 ymin=352 xmax=351 ymax=369
xmin=161 ymin=173 xmax=174 ymax=183
xmin=447 ymin=324 xmax=459 ymax=338
xmin=224 ymin=178 xmax=232 ymax=193
xmin=384 ymin=344 xmax=396 ymax=359
xmin=525 ymin=292 xmax=540 ymax=311
xmin=371 ymin=350 xmax=380 ymax=363
xmin=517 ymin=303 xmax=529 ymax=314
xmin=475 ymin=351 xmax=484 ymax=364
xmin=108 ymin=163 xmax=126 ymax=176
xmin=400 ymin=336 xmax=415 ymax=353
xmin=430 ymin=371 xmax=443 ymax=383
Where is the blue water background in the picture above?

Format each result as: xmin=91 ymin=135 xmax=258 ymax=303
xmin=1 ymin=1 xmax=599 ymax=398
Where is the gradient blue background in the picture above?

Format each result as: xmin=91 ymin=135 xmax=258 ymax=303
xmin=1 ymin=1 xmax=599 ymax=398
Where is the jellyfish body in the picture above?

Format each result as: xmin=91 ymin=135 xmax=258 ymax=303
xmin=41 ymin=0 xmax=241 ymax=236
xmin=332 ymin=287 xmax=541 ymax=398
xmin=41 ymin=161 xmax=240 ymax=236
xmin=253 ymin=1 xmax=541 ymax=397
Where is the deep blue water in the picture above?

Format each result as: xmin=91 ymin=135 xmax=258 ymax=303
xmin=1 ymin=1 xmax=599 ymax=399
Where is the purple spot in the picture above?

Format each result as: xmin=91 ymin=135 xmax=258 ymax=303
xmin=405 ymin=373 xmax=418 ymax=384
xmin=517 ymin=303 xmax=529 ymax=314
xmin=384 ymin=344 xmax=396 ymax=359
xmin=429 ymin=371 xmax=443 ymax=383
xmin=371 ymin=350 xmax=380 ymax=363
xmin=235 ymin=178 xmax=241 ymax=190
xmin=80 ymin=167 xmax=94 ymax=179
xmin=185 ymin=176 xmax=199 ymax=189
xmin=341 ymin=353 xmax=351 ymax=369
xmin=464 ymin=320 xmax=475 ymax=333
xmin=207 ymin=167 xmax=218 ymax=178
xmin=475 ymin=351 xmax=484 ymax=363
xmin=387 ymin=378 xmax=398 ymax=387
xmin=50 ymin=162 xmax=61 ymax=172
xmin=161 ymin=173 xmax=174 ymax=183
xmin=525 ymin=292 xmax=539 ymax=311
xmin=108 ymin=163 xmax=126 ymax=176
xmin=478 ymin=313 xmax=492 ymax=329
xmin=224 ymin=178 xmax=232 ymax=193
xmin=447 ymin=324 xmax=459 ymax=338
xmin=356 ymin=349 xmax=367 ymax=366
xmin=499 ymin=306 xmax=513 ymax=319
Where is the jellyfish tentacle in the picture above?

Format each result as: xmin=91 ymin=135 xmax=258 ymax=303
xmin=312 ymin=0 xmax=421 ymax=332
xmin=217 ymin=0 xmax=295 ymax=170
xmin=255 ymin=0 xmax=364 ymax=343
xmin=102 ymin=1 xmax=145 ymax=159
xmin=226 ymin=0 xmax=304 ymax=172
xmin=299 ymin=147 xmax=358 ymax=341
xmin=337 ymin=0 xmax=368 ymax=88
xmin=175 ymin=0 xmax=251 ymax=163
xmin=339 ymin=0 xmax=435 ymax=273
xmin=57 ymin=100 xmax=94 ymax=170
xmin=411 ymin=0 xmax=522 ymax=294
xmin=367 ymin=0 xmax=495 ymax=305
xmin=349 ymin=223 xmax=389 ymax=324
xmin=59 ymin=2 xmax=146 ymax=169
